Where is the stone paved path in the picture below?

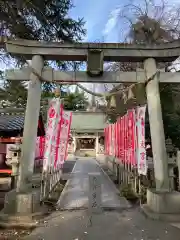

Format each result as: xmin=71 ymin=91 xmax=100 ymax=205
xmin=57 ymin=157 xmax=130 ymax=210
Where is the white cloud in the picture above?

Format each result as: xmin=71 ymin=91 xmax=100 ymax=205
xmin=102 ymin=7 xmax=121 ymax=37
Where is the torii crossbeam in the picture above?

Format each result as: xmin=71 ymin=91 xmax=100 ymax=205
xmin=4 ymin=38 xmax=180 ymax=62
xmin=5 ymin=67 xmax=180 ymax=83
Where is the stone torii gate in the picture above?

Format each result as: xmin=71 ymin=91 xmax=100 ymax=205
xmin=4 ymin=39 xmax=180 ymax=222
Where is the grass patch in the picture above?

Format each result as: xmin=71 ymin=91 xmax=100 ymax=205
xmin=44 ymin=180 xmax=66 ymax=208
xmin=120 ymin=183 xmax=138 ymax=202
xmin=84 ymin=153 xmax=90 ymax=157
xmin=120 ymin=183 xmax=147 ymax=204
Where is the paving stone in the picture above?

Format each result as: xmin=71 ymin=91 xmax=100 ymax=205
xmin=57 ymin=158 xmax=130 ymax=210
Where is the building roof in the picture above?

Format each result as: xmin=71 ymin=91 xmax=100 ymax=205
xmin=0 ymin=113 xmax=45 ymax=136
xmin=0 ymin=115 xmax=24 ymax=131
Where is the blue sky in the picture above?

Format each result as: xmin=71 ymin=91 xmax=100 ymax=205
xmin=69 ymin=0 xmax=179 ymax=43
xmin=68 ymin=0 xmax=131 ymax=95
xmin=69 ymin=0 xmax=125 ymax=42
xmin=68 ymin=0 xmax=180 ymax=95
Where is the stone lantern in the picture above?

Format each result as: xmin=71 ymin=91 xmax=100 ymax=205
xmin=6 ymin=138 xmax=21 ymax=189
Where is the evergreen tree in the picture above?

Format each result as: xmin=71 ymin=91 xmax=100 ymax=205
xmin=2 ymin=80 xmax=27 ymax=107
xmin=0 ymin=0 xmax=85 ymax=45
xmin=0 ymin=0 xmax=86 ymax=110
xmin=63 ymin=91 xmax=88 ymax=111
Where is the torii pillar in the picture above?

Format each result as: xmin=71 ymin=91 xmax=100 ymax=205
xmin=17 ymin=55 xmax=44 ymax=192
xmin=2 ymin=55 xmax=44 ymax=224
xmin=142 ymin=58 xmax=180 ymax=221
xmin=144 ymin=58 xmax=170 ymax=192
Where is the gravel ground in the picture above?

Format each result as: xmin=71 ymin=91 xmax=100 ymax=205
xmin=0 ymin=229 xmax=31 ymax=240
xmin=23 ymin=207 xmax=180 ymax=240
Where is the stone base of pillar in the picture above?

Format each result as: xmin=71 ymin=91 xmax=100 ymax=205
xmin=141 ymin=188 xmax=180 ymax=222
xmin=0 ymin=189 xmax=48 ymax=228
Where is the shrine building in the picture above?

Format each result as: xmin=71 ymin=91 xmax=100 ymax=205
xmin=68 ymin=110 xmax=106 ymax=157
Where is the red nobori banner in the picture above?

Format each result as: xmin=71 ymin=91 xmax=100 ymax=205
xmin=43 ymin=98 xmax=72 ymax=171
xmin=43 ymin=98 xmax=62 ymax=171
xmin=104 ymin=107 xmax=144 ymax=170
xmin=54 ymin=110 xmax=72 ymax=167
xmin=127 ymin=110 xmax=136 ymax=165
xmin=136 ymin=105 xmax=147 ymax=175
xmin=35 ymin=136 xmax=45 ymax=159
